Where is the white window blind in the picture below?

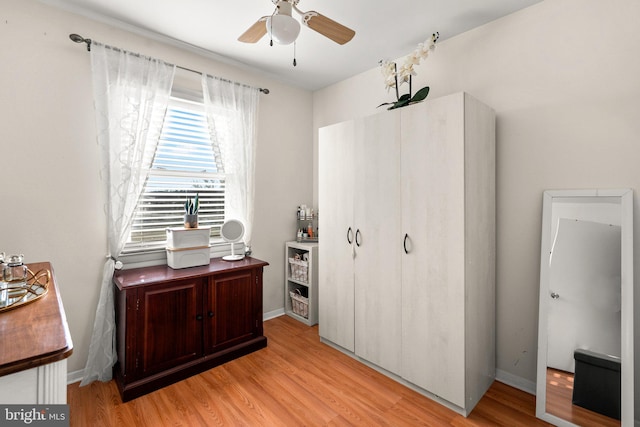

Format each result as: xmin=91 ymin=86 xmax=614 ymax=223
xmin=125 ymin=96 xmax=225 ymax=253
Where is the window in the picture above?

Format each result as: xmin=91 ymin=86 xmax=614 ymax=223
xmin=124 ymin=96 xmax=226 ymax=253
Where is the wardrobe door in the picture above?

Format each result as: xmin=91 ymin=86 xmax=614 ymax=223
xmin=319 ymin=120 xmax=356 ymax=352
xmin=400 ymin=95 xmax=466 ymax=407
xmin=353 ymin=111 xmax=403 ymax=375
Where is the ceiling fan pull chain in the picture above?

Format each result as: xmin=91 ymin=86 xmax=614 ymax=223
xmin=269 ymin=8 xmax=275 ymax=46
xmin=293 ymin=41 xmax=297 ymax=66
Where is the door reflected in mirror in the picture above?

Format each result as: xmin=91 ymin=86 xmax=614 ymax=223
xmin=536 ymin=189 xmax=634 ymax=427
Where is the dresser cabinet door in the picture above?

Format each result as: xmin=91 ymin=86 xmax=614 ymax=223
xmin=137 ymin=278 xmax=203 ymax=377
xmin=204 ymin=269 xmax=257 ymax=354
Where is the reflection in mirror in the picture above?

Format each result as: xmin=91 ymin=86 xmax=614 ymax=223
xmin=536 ymin=189 xmax=634 ymax=426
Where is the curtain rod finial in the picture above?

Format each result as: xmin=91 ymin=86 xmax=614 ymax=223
xmin=69 ymin=33 xmax=84 ymax=43
xmin=69 ymin=33 xmax=92 ymax=51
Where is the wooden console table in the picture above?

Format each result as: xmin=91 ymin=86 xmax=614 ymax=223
xmin=113 ymin=257 xmax=269 ymax=401
xmin=0 ymin=262 xmax=73 ymax=404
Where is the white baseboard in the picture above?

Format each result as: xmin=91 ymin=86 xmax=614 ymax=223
xmin=495 ymin=368 xmax=536 ymax=395
xmin=67 ymin=369 xmax=84 ymax=385
xmin=67 ymin=309 xmax=287 ymax=385
xmin=264 ymin=308 xmax=284 ymax=321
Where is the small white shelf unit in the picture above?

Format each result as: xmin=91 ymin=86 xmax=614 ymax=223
xmin=284 ymin=241 xmax=318 ymax=326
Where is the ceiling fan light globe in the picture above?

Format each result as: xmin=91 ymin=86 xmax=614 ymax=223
xmin=266 ymin=14 xmax=300 ymax=45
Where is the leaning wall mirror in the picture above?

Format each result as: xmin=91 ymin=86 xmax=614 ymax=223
xmin=221 ymin=219 xmax=245 ymax=261
xmin=536 ymin=189 xmax=634 ymax=426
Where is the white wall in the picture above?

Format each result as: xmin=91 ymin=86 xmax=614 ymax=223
xmin=313 ymin=0 xmax=640 ymax=396
xmin=0 ymin=0 xmax=313 ymax=376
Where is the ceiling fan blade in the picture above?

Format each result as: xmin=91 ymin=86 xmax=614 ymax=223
xmin=301 ymin=11 xmax=355 ymax=45
xmin=238 ymin=17 xmax=268 ymax=43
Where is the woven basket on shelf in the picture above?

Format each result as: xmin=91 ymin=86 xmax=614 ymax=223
xmin=289 ymin=289 xmax=309 ymax=319
xmin=288 ymin=257 xmax=309 ymax=283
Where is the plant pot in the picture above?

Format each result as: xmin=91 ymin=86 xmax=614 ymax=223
xmin=184 ymin=214 xmax=198 ymax=229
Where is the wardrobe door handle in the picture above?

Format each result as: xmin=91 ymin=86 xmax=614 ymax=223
xmin=208 ymin=311 xmax=215 ymax=317
xmin=355 ymin=229 xmax=361 ymax=247
xmin=347 ymin=227 xmax=353 ymax=244
xmin=403 ymin=233 xmax=409 ymax=254
xmin=196 ymin=314 xmax=203 ymax=321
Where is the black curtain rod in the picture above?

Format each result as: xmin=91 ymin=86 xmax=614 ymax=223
xmin=69 ymin=34 xmax=270 ymax=95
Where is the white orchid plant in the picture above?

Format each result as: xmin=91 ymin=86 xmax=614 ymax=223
xmin=378 ymin=32 xmax=439 ymax=110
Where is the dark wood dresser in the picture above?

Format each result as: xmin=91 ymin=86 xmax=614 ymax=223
xmin=0 ymin=262 xmax=73 ymax=403
xmin=113 ymin=257 xmax=268 ymax=401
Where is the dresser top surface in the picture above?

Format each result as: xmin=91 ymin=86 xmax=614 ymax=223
xmin=114 ymin=257 xmax=269 ymax=289
xmin=0 ymin=262 xmax=73 ymax=377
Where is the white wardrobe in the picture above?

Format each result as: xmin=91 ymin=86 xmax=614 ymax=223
xmin=318 ymin=92 xmax=495 ymax=416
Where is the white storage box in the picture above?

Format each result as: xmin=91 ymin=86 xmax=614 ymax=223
xmin=166 ymin=227 xmax=211 ymax=249
xmin=166 ymin=246 xmax=211 ymax=269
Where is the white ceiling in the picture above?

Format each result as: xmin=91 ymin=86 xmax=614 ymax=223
xmin=43 ymin=0 xmax=543 ymax=91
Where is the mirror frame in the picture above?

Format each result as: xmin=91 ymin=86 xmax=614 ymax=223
xmin=536 ymin=189 xmax=634 ymax=426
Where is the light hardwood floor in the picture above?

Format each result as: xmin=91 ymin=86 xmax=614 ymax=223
xmin=68 ymin=315 xmax=550 ymax=426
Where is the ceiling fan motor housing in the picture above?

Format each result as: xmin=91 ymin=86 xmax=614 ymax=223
xmin=271 ymin=0 xmax=300 ymax=5
xmin=267 ymin=0 xmax=300 ymax=45
xmin=238 ymin=0 xmax=355 ymax=47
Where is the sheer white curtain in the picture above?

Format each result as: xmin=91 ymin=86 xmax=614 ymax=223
xmin=81 ymin=42 xmax=175 ymax=386
xmin=201 ymin=76 xmax=260 ymax=251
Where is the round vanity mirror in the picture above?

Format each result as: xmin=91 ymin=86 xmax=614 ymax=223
xmin=221 ymin=219 xmax=245 ymax=261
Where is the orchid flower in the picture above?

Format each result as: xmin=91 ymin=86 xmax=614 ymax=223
xmin=378 ymin=32 xmax=439 ymax=110
xmin=398 ymin=62 xmax=415 ymax=85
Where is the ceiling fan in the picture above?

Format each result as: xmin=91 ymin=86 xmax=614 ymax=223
xmin=238 ymin=0 xmax=355 ymax=46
